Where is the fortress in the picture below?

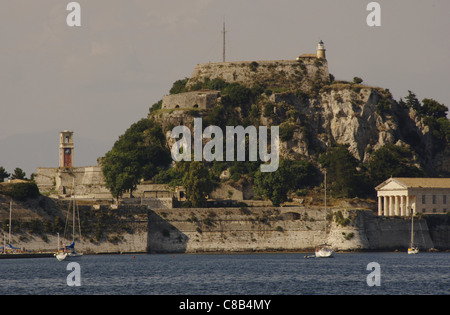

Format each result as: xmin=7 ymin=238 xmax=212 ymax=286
xmin=162 ymin=90 xmax=220 ymax=110
xmin=34 ymin=41 xmax=330 ymax=204
xmin=162 ymin=41 xmax=330 ymax=110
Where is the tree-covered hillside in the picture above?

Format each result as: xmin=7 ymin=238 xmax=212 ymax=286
xmin=101 ymin=73 xmax=449 ymax=206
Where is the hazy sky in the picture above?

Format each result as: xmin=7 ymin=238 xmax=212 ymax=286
xmin=0 ymin=0 xmax=449 ymax=176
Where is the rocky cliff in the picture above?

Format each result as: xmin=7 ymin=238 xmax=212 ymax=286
xmin=151 ymin=58 xmax=449 ymax=176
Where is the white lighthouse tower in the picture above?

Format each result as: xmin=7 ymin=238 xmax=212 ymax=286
xmin=316 ymin=40 xmax=326 ymax=59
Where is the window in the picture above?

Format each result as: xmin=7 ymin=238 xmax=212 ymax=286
xmin=432 ymin=208 xmax=436 ymax=213
xmin=444 ymin=195 xmax=447 ymax=204
xmin=432 ymin=195 xmax=436 ymax=204
xmin=422 ymin=195 xmax=426 ymax=204
xmin=422 ymin=209 xmax=426 ymax=213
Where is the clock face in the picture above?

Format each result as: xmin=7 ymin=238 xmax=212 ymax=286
xmin=65 ymin=149 xmax=71 ymax=154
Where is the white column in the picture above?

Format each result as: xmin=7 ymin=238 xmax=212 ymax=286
xmin=400 ymin=196 xmax=406 ymax=217
xmin=389 ymin=196 xmax=394 ymax=216
xmin=405 ymin=195 xmax=410 ymax=216
xmin=378 ymin=196 xmax=383 ymax=216
xmin=384 ymin=196 xmax=389 ymax=216
xmin=394 ymin=196 xmax=398 ymax=216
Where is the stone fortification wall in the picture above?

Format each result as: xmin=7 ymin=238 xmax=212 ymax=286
xmin=2 ymin=200 xmax=449 ymax=254
xmin=186 ymin=59 xmax=330 ymax=91
xmin=35 ymin=166 xmax=112 ymax=199
xmin=162 ymin=90 xmax=220 ymax=110
xmin=327 ymin=209 xmax=435 ymax=251
xmin=147 ymin=207 xmax=328 ymax=253
xmin=148 ymin=207 xmax=448 ymax=253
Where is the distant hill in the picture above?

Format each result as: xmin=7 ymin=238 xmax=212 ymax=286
xmin=100 ymin=56 xmax=449 ymax=204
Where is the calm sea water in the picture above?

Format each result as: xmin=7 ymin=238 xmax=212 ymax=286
xmin=0 ymin=252 xmax=448 ymax=295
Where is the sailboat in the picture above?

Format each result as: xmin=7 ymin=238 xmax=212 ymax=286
xmin=315 ymin=170 xmax=333 ymax=258
xmin=408 ymin=209 xmax=419 ymax=255
xmin=55 ymin=232 xmax=68 ymax=261
xmin=55 ymin=179 xmax=83 ymax=261
xmin=4 ymin=199 xmax=22 ymax=254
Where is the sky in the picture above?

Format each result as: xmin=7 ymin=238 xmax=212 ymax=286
xmin=0 ymin=0 xmax=449 ymax=177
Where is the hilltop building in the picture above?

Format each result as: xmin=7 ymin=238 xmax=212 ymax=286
xmin=186 ymin=41 xmax=330 ymax=92
xmin=296 ymin=40 xmax=326 ymax=60
xmin=375 ymin=177 xmax=450 ymax=216
xmin=162 ymin=90 xmax=220 ymax=110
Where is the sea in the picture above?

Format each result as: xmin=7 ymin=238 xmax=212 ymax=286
xmin=0 ymin=252 xmax=448 ymax=297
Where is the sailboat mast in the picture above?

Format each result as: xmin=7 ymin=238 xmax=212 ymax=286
xmin=324 ymin=170 xmax=327 ymax=235
xmin=9 ymin=199 xmax=12 ymax=244
xmin=411 ymin=209 xmax=414 ymax=247
xmin=324 ymin=170 xmax=327 ymax=212
xmin=72 ymin=178 xmax=76 ymax=243
xmin=222 ymin=20 xmax=227 ymax=62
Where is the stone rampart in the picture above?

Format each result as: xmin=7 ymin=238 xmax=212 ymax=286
xmin=187 ymin=59 xmax=329 ymax=91
xmin=2 ymin=201 xmax=449 ymax=254
xmin=148 ymin=207 xmax=448 ymax=253
xmin=34 ymin=166 xmax=112 ymax=199
xmin=162 ymin=90 xmax=220 ymax=110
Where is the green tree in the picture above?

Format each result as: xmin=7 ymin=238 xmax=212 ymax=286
xmin=435 ymin=117 xmax=450 ymax=142
xmin=149 ymin=100 xmax=162 ymax=114
xmin=102 ymin=150 xmax=140 ymax=199
xmin=353 ymin=77 xmax=363 ymax=84
xmin=319 ymin=145 xmax=367 ymax=198
xmin=254 ymin=160 xmax=317 ymax=206
xmin=405 ymin=90 xmax=422 ymax=114
xmin=169 ymin=78 xmax=189 ymax=94
xmin=366 ymin=143 xmax=424 ymax=186
xmin=279 ymin=123 xmax=295 ymax=142
xmin=180 ymin=162 xmax=218 ymax=207
xmin=102 ymin=118 xmax=171 ymax=200
xmin=1 ymin=182 xmax=40 ymax=200
xmin=11 ymin=168 xmax=26 ymax=180
xmin=421 ymin=98 xmax=448 ymax=118
xmin=221 ymin=83 xmax=253 ymax=107
xmin=0 ymin=167 xmax=10 ymax=182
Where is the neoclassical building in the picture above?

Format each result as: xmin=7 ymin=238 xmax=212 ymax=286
xmin=375 ymin=178 xmax=450 ymax=216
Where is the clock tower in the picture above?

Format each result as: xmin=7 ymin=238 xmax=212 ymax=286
xmin=59 ymin=130 xmax=74 ymax=168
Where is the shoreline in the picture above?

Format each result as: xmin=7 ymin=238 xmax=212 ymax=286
xmin=1 ymin=248 xmax=447 ymax=259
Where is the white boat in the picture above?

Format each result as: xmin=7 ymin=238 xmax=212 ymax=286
xmin=55 ymin=252 xmax=68 ymax=261
xmin=54 ymin=232 xmax=68 ymax=261
xmin=313 ymin=170 xmax=334 ymax=258
xmin=55 ymin=179 xmax=83 ymax=261
xmin=407 ymin=209 xmax=419 ymax=255
xmin=315 ymin=247 xmax=333 ymax=258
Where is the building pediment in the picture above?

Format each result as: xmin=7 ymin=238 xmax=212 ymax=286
xmin=375 ymin=178 xmax=407 ymax=191
xmin=376 ymin=177 xmax=450 ymax=191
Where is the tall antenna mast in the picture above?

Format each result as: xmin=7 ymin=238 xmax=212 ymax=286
xmin=222 ymin=20 xmax=227 ymax=62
